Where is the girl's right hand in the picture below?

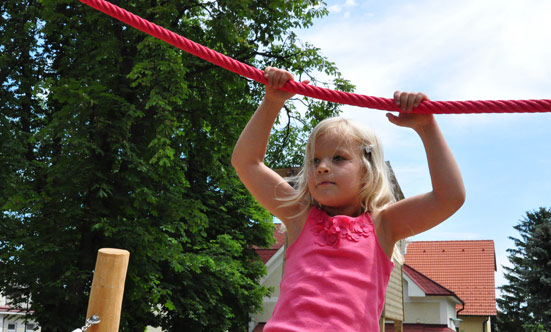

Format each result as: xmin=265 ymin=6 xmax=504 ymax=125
xmin=387 ymin=91 xmax=435 ymax=132
xmin=264 ymin=67 xmax=309 ymax=103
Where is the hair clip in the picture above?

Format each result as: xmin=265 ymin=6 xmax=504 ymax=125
xmin=364 ymin=145 xmax=376 ymax=155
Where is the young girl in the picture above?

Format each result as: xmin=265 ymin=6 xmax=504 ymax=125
xmin=232 ymin=67 xmax=465 ymax=331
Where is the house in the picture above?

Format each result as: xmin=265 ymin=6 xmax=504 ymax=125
xmin=0 ymin=294 xmax=40 ymax=332
xmin=385 ymin=263 xmax=464 ymax=331
xmin=404 ymin=241 xmax=497 ymax=332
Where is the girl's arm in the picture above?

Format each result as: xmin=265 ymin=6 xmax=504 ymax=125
xmin=375 ymin=91 xmax=466 ymax=247
xmin=231 ymin=67 xmax=308 ymax=226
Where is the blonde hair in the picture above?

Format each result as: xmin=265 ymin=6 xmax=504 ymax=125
xmin=280 ymin=117 xmax=395 ymax=215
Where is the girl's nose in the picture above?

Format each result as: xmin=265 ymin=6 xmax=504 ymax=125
xmin=316 ymin=161 xmax=330 ymax=174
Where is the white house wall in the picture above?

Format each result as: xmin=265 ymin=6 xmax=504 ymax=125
xmin=0 ymin=294 xmax=41 ymax=332
xmin=250 ymin=247 xmax=285 ymax=332
xmin=403 ymin=275 xmax=425 ymax=298
xmin=0 ymin=314 xmax=40 ymax=332
xmin=402 ymin=275 xmax=460 ymax=329
xmin=404 ymin=301 xmax=441 ymax=325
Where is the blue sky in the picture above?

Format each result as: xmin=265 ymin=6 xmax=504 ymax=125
xmin=293 ymin=0 xmax=551 ymax=295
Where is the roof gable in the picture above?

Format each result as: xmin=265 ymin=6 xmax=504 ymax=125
xmin=255 ymin=224 xmax=286 ymax=264
xmin=404 ymin=240 xmax=496 ymax=316
xmin=403 ymin=264 xmax=463 ymax=304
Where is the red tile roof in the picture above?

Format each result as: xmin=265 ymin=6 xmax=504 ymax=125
xmin=0 ymin=305 xmax=27 ymax=313
xmin=385 ymin=323 xmax=455 ymax=332
xmin=271 ymin=224 xmax=286 ymax=248
xmin=404 ymin=240 xmax=496 ymax=316
xmin=402 ymin=264 xmax=463 ymax=305
xmin=255 ymin=224 xmax=286 ymax=264
xmin=256 ymin=249 xmax=279 ymax=264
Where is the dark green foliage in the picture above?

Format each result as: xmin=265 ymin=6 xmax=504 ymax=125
xmin=0 ymin=0 xmax=352 ymax=331
xmin=523 ymin=323 xmax=549 ymax=332
xmin=496 ymin=207 xmax=551 ymax=332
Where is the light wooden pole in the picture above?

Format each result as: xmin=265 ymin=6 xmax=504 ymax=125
xmin=85 ymin=248 xmax=130 ymax=332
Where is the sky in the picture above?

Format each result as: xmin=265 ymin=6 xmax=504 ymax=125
xmin=292 ymin=0 xmax=551 ymax=296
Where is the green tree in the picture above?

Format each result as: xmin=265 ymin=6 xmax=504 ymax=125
xmin=523 ymin=323 xmax=549 ymax=332
xmin=0 ymin=0 xmax=353 ymax=331
xmin=497 ymin=207 xmax=551 ymax=332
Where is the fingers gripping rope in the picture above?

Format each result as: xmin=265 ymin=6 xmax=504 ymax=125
xmin=79 ymin=0 xmax=551 ymax=114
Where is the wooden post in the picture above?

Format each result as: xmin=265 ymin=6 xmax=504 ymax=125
xmin=379 ymin=306 xmax=386 ymax=332
xmin=86 ymin=248 xmax=130 ymax=332
xmin=394 ymin=320 xmax=403 ymax=332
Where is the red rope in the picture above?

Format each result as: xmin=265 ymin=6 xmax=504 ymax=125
xmin=79 ymin=0 xmax=551 ymax=114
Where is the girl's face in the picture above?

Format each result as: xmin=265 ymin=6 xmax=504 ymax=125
xmin=307 ymin=132 xmax=364 ymax=217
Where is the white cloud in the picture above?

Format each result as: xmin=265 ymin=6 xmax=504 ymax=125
xmin=294 ymin=0 xmax=551 ymax=161
xmin=300 ymin=0 xmax=551 ymax=104
xmin=327 ymin=0 xmax=358 ymax=14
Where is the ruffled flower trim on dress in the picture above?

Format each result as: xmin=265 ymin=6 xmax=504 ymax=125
xmin=312 ymin=208 xmax=371 ymax=248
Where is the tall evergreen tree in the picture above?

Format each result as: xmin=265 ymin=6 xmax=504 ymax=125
xmin=497 ymin=207 xmax=551 ymax=332
xmin=0 ymin=0 xmax=353 ymax=331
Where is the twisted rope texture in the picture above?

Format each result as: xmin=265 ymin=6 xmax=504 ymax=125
xmin=80 ymin=0 xmax=551 ymax=114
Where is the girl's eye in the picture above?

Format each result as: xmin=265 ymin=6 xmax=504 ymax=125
xmin=333 ymin=155 xmax=345 ymax=162
xmin=312 ymin=158 xmax=320 ymax=165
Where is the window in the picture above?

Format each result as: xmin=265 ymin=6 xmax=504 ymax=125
xmin=26 ymin=324 xmax=36 ymax=332
xmin=7 ymin=323 xmax=16 ymax=332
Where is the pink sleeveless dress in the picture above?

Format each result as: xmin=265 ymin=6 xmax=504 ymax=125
xmin=263 ymin=206 xmax=394 ymax=332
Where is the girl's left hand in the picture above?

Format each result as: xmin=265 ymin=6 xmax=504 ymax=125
xmin=263 ymin=67 xmax=310 ymax=104
xmin=387 ymin=91 xmax=434 ymax=131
